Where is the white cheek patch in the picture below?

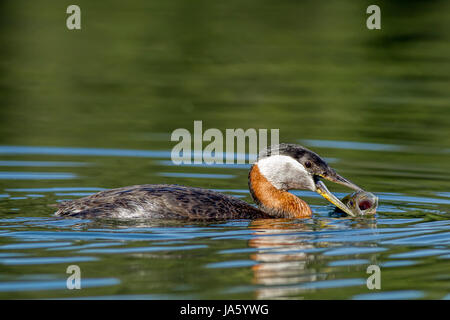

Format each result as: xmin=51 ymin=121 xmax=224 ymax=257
xmin=257 ymin=155 xmax=315 ymax=191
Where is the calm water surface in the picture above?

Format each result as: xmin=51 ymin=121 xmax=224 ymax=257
xmin=0 ymin=0 xmax=449 ymax=299
xmin=0 ymin=141 xmax=449 ymax=300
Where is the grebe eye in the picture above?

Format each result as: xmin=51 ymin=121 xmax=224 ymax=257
xmin=305 ymin=161 xmax=312 ymax=168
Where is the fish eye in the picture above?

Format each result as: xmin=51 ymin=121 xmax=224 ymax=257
xmin=305 ymin=161 xmax=312 ymax=168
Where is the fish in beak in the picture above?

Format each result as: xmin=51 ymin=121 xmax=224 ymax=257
xmin=314 ymin=171 xmax=362 ymax=217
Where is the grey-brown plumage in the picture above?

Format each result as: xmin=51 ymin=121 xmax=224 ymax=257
xmin=55 ymin=184 xmax=271 ymax=220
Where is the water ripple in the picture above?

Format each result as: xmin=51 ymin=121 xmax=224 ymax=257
xmin=0 ymin=278 xmax=119 ymax=292
xmin=353 ymin=290 xmax=425 ymax=300
xmin=0 ymin=172 xmax=78 ymax=180
xmin=0 ymin=256 xmax=97 ymax=265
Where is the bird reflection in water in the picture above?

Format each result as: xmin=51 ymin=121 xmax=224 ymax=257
xmin=246 ymin=218 xmax=378 ymax=299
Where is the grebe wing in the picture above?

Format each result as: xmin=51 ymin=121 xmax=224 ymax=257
xmin=55 ymin=184 xmax=269 ymax=219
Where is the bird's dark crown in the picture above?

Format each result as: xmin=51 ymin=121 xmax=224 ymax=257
xmin=258 ymin=143 xmax=333 ymax=177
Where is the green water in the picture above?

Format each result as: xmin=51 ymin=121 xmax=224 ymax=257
xmin=0 ymin=0 xmax=449 ymax=299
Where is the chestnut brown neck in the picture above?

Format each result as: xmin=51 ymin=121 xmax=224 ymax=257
xmin=248 ymin=164 xmax=312 ymax=218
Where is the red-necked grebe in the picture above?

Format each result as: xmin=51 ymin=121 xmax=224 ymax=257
xmin=54 ymin=143 xmax=362 ymax=219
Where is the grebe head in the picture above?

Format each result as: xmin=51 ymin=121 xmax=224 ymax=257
xmin=250 ymin=143 xmax=362 ymax=217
